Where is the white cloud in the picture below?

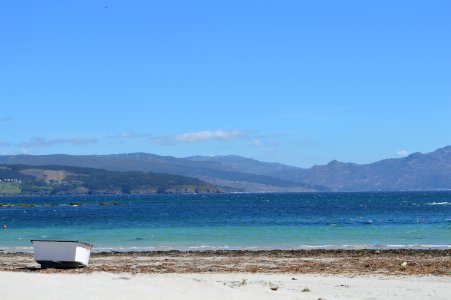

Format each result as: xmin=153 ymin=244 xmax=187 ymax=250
xmin=173 ymin=130 xmax=244 ymax=142
xmin=110 ymin=131 xmax=153 ymax=140
xmin=19 ymin=147 xmax=34 ymax=154
xmin=397 ymin=150 xmax=410 ymax=157
xmin=111 ymin=129 xmax=247 ymax=145
xmin=118 ymin=131 xmax=136 ymax=138
xmin=251 ymin=139 xmax=262 ymax=146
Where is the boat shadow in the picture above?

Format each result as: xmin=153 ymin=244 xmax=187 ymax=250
xmin=16 ymin=266 xmax=46 ymax=272
xmin=16 ymin=266 xmax=87 ymax=272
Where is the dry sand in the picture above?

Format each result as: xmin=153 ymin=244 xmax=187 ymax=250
xmin=0 ymin=271 xmax=450 ymax=300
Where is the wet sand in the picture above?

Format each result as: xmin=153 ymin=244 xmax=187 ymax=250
xmin=1 ymin=249 xmax=449 ymax=275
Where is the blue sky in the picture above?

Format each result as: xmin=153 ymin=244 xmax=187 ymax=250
xmin=0 ymin=0 xmax=450 ymax=167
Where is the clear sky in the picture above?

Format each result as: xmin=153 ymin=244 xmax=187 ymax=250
xmin=0 ymin=1 xmax=450 ymax=167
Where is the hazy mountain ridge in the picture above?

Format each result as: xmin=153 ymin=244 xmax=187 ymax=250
xmin=0 ymin=153 xmax=322 ymax=192
xmin=271 ymin=146 xmax=451 ymax=191
xmin=0 ymin=146 xmax=450 ymax=192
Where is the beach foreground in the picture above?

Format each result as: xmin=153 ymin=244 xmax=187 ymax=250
xmin=0 ymin=250 xmax=449 ymax=299
xmin=0 ymin=271 xmax=450 ymax=300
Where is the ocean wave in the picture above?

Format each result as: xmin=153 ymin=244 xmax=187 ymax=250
xmin=0 ymin=202 xmax=125 ymax=208
xmin=63 ymin=244 xmax=451 ymax=251
xmin=426 ymin=202 xmax=451 ymax=206
xmin=0 ymin=246 xmax=33 ymax=253
xmin=3 ymin=244 xmax=450 ymax=253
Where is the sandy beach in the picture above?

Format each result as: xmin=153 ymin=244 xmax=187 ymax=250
xmin=0 ymin=271 xmax=450 ymax=300
xmin=0 ymin=249 xmax=449 ymax=299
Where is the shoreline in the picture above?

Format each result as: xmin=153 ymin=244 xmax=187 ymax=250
xmin=1 ymin=249 xmax=449 ymax=276
xmin=2 ymin=244 xmax=450 ymax=253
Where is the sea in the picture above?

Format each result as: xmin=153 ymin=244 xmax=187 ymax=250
xmin=0 ymin=192 xmax=450 ymax=252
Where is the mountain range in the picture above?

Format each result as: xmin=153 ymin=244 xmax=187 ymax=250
xmin=0 ymin=145 xmax=450 ymax=192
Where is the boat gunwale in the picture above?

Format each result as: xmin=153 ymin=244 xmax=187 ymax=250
xmin=31 ymin=240 xmax=93 ymax=249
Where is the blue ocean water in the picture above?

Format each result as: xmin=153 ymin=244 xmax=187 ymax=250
xmin=0 ymin=192 xmax=450 ymax=251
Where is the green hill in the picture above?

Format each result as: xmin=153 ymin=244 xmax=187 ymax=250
xmin=0 ymin=164 xmax=220 ymax=195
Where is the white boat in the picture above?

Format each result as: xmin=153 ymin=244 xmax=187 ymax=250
xmin=31 ymin=240 xmax=93 ymax=268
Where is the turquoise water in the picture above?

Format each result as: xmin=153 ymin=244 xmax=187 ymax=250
xmin=0 ymin=192 xmax=450 ymax=251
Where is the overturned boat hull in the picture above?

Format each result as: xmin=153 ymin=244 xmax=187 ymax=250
xmin=31 ymin=240 xmax=93 ymax=268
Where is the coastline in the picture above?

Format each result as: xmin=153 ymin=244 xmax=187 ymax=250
xmin=1 ymin=250 xmax=449 ymax=299
xmin=1 ymin=249 xmax=449 ymax=276
xmin=2 ymin=243 xmax=450 ymax=253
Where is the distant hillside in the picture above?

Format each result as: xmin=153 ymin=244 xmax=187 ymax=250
xmin=0 ymin=154 xmax=324 ymax=192
xmin=0 ymin=164 xmax=220 ymax=195
xmin=0 ymin=145 xmax=450 ymax=192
